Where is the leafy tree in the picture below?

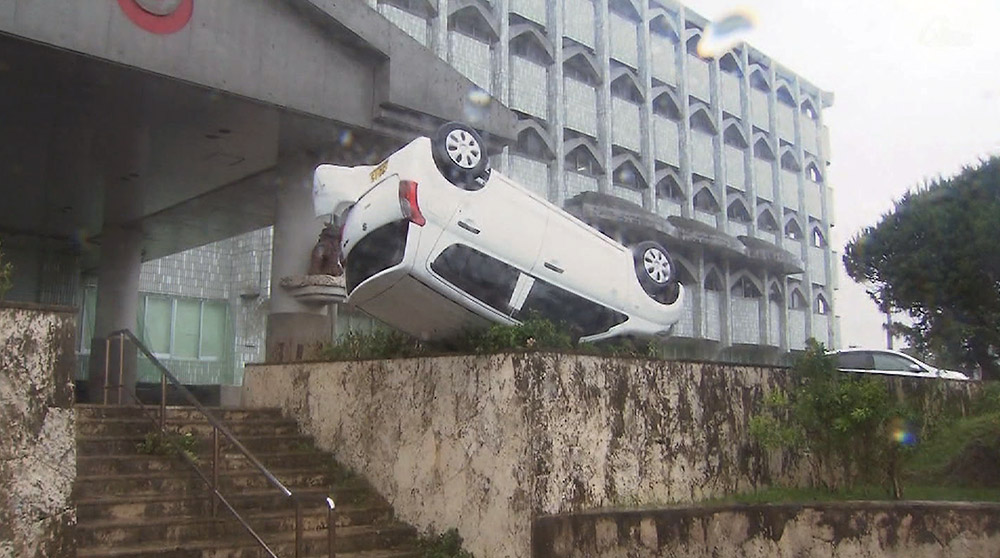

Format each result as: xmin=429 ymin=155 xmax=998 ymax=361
xmin=843 ymin=156 xmax=1000 ymax=380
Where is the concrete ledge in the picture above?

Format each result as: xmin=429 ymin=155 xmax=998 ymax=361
xmin=532 ymin=501 xmax=1000 ymax=557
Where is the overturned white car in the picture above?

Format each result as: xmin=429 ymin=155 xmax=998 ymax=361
xmin=313 ymin=122 xmax=684 ymax=342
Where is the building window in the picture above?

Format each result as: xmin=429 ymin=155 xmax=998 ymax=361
xmin=758 ymin=209 xmax=779 ymax=232
xmin=613 ymin=161 xmax=645 ymax=191
xmin=785 ymin=219 xmax=803 ymax=241
xmin=731 ymin=276 xmax=762 ymax=298
xmin=806 ymin=162 xmax=823 ymax=183
xmin=750 ymin=69 xmax=769 ymax=92
xmin=610 ymin=74 xmax=643 ymax=103
xmin=693 ymin=186 xmax=720 ymax=213
xmin=814 ymin=294 xmax=830 ymax=315
xmin=754 ymin=138 xmax=775 ymax=161
xmin=727 ymin=200 xmax=751 ymax=223
xmin=656 ymin=175 xmax=684 ymax=200
xmin=720 ymin=52 xmax=742 ymax=76
xmin=801 ymin=99 xmax=818 ymax=120
xmin=704 ymin=269 xmax=723 ymax=291
xmin=724 ymin=124 xmax=748 ymax=149
xmin=138 ymin=295 xmax=227 ymax=361
xmin=776 ymin=85 xmax=796 ymax=107
xmin=653 ymin=92 xmax=680 ymax=120
xmin=450 ymin=7 xmax=494 ymax=42
xmin=566 ymin=145 xmax=600 ymax=176
xmin=780 ymin=150 xmax=801 ymax=172
xmin=690 ymin=108 xmax=716 ymax=134
xmin=810 ymin=227 xmax=827 ymax=248
xmin=511 ymin=32 xmax=551 ymax=65
xmin=564 ymin=54 xmax=600 ymax=86
xmin=78 ymin=286 xmax=98 ymax=353
xmin=789 ymin=289 xmax=807 ymax=309
xmin=515 ymin=127 xmax=552 ymax=161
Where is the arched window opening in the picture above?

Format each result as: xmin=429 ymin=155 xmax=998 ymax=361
xmin=785 ymin=219 xmax=803 ymax=241
xmin=723 ymin=124 xmax=748 ymax=149
xmin=515 ymin=127 xmax=552 ymax=161
xmin=750 ymin=69 xmax=769 ymax=92
xmin=753 ymin=138 xmax=775 ymax=161
xmin=806 ymin=162 xmax=823 ymax=183
xmin=693 ymin=187 xmax=720 ymax=213
xmin=727 ymin=199 xmax=751 ymax=223
xmin=780 ymin=151 xmax=801 ymax=172
xmin=776 ymin=85 xmax=795 ymax=107
xmin=611 ymin=74 xmax=643 ymax=103
xmin=566 ymin=145 xmax=601 ymax=176
xmin=789 ymin=289 xmax=807 ymax=310
xmin=686 ymin=34 xmax=701 ymax=56
xmin=801 ymin=99 xmax=818 ymax=120
xmin=382 ymin=0 xmax=432 ymax=17
xmin=719 ymin=52 xmax=742 ymax=76
xmin=656 ymin=175 xmax=684 ymax=200
xmin=650 ymin=16 xmax=679 ymax=42
xmin=731 ymin=276 xmax=762 ymax=298
xmin=690 ymin=109 xmax=716 ymax=134
xmin=704 ymin=269 xmax=723 ymax=291
xmin=768 ymin=283 xmax=783 ymax=302
xmin=510 ymin=32 xmax=552 ymax=65
xmin=450 ymin=7 xmax=495 ymax=42
xmin=810 ymin=227 xmax=826 ymax=248
xmin=613 ymin=161 xmax=646 ymax=190
xmin=564 ymin=54 xmax=600 ymax=86
xmin=758 ymin=209 xmax=779 ymax=232
xmin=675 ymin=262 xmax=696 ymax=286
xmin=814 ymin=294 xmax=830 ymax=315
xmin=653 ymin=92 xmax=680 ymax=120
xmin=609 ymin=0 xmax=640 ymax=20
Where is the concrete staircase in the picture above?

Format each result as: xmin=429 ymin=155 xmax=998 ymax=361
xmin=75 ymin=405 xmax=421 ymax=558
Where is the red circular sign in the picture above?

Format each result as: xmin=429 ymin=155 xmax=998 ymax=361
xmin=117 ymin=0 xmax=193 ymax=34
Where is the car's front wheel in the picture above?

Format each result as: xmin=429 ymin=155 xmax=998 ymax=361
xmin=632 ymin=241 xmax=680 ymax=304
xmin=431 ymin=122 xmax=490 ymax=190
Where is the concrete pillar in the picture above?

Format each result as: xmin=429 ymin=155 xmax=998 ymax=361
xmin=88 ymin=224 xmax=142 ymax=403
xmin=87 ymin=103 xmax=147 ymax=404
xmin=265 ymin=156 xmax=331 ymax=363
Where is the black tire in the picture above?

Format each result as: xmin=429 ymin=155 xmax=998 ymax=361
xmin=431 ymin=122 xmax=490 ymax=190
xmin=632 ymin=241 xmax=680 ymax=304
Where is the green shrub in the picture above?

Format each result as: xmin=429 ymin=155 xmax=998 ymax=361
xmin=320 ymin=329 xmax=427 ymax=361
xmin=136 ymin=430 xmax=199 ymax=462
xmin=417 ymin=528 xmax=475 ymax=558
xmin=751 ymin=339 xmax=909 ymax=496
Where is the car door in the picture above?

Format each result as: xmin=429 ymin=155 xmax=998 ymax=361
xmin=871 ymin=352 xmax=926 ymax=378
xmin=438 ymin=174 xmax=547 ymax=274
xmin=836 ymin=351 xmax=875 ymax=374
xmin=531 ymin=210 xmax=628 ymax=310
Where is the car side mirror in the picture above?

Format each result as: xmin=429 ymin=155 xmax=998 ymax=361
xmin=908 ymin=363 xmax=923 ymax=373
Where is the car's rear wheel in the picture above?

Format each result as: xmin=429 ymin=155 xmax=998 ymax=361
xmin=632 ymin=241 xmax=680 ymax=304
xmin=432 ymin=122 xmax=490 ymax=190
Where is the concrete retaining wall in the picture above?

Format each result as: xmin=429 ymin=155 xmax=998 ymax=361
xmin=532 ymin=502 xmax=1000 ymax=557
xmin=0 ymin=302 xmax=77 ymax=558
xmin=244 ymin=354 xmax=812 ymax=558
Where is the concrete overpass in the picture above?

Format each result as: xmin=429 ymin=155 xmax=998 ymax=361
xmin=0 ymin=0 xmax=516 ymax=399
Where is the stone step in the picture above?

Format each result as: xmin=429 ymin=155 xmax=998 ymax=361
xmin=76 ymin=523 xmax=419 ymax=558
xmin=73 ymin=469 xmax=342 ymax=500
xmin=77 ymin=505 xmax=396 ymax=548
xmin=76 ymin=405 xmax=284 ymax=423
xmin=75 ymin=487 xmax=375 ymax=522
xmin=76 ymin=417 xmax=301 ymax=437
xmin=76 ymin=434 xmax=316 ymax=456
xmin=78 ymin=451 xmax=336 ymax=476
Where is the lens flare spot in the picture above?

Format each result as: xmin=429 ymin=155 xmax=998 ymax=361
xmin=697 ymin=10 xmax=757 ymax=59
xmin=338 ymin=130 xmax=354 ymax=148
xmin=463 ymin=87 xmax=492 ymax=124
xmin=889 ymin=417 xmax=918 ymax=447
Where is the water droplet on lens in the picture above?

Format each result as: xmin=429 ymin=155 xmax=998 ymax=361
xmin=697 ymin=10 xmax=757 ymax=59
xmin=338 ymin=130 xmax=354 ymax=148
xmin=463 ymin=87 xmax=491 ymax=124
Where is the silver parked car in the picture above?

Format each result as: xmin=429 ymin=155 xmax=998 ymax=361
xmin=312 ymin=122 xmax=685 ymax=342
xmin=833 ymin=349 xmax=969 ymax=380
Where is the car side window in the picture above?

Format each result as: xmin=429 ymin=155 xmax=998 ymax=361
xmin=837 ymin=352 xmax=874 ymax=370
xmin=873 ymin=353 xmax=919 ymax=372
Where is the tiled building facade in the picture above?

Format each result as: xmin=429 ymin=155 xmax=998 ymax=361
xmin=367 ymin=0 xmax=839 ymax=358
xmin=85 ymin=0 xmax=838 ymax=384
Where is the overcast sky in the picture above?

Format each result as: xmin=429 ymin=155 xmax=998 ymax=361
xmin=684 ymin=0 xmax=1000 ymax=349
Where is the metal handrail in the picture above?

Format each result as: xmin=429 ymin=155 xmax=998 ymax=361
xmin=103 ymin=329 xmax=338 ymax=558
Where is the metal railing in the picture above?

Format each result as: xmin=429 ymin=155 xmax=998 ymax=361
xmin=102 ymin=329 xmax=337 ymax=558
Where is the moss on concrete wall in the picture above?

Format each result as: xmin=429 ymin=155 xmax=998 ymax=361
xmin=0 ymin=303 xmax=77 ymax=558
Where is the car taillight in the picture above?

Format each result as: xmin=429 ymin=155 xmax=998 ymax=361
xmin=398 ymin=180 xmax=425 ymax=226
